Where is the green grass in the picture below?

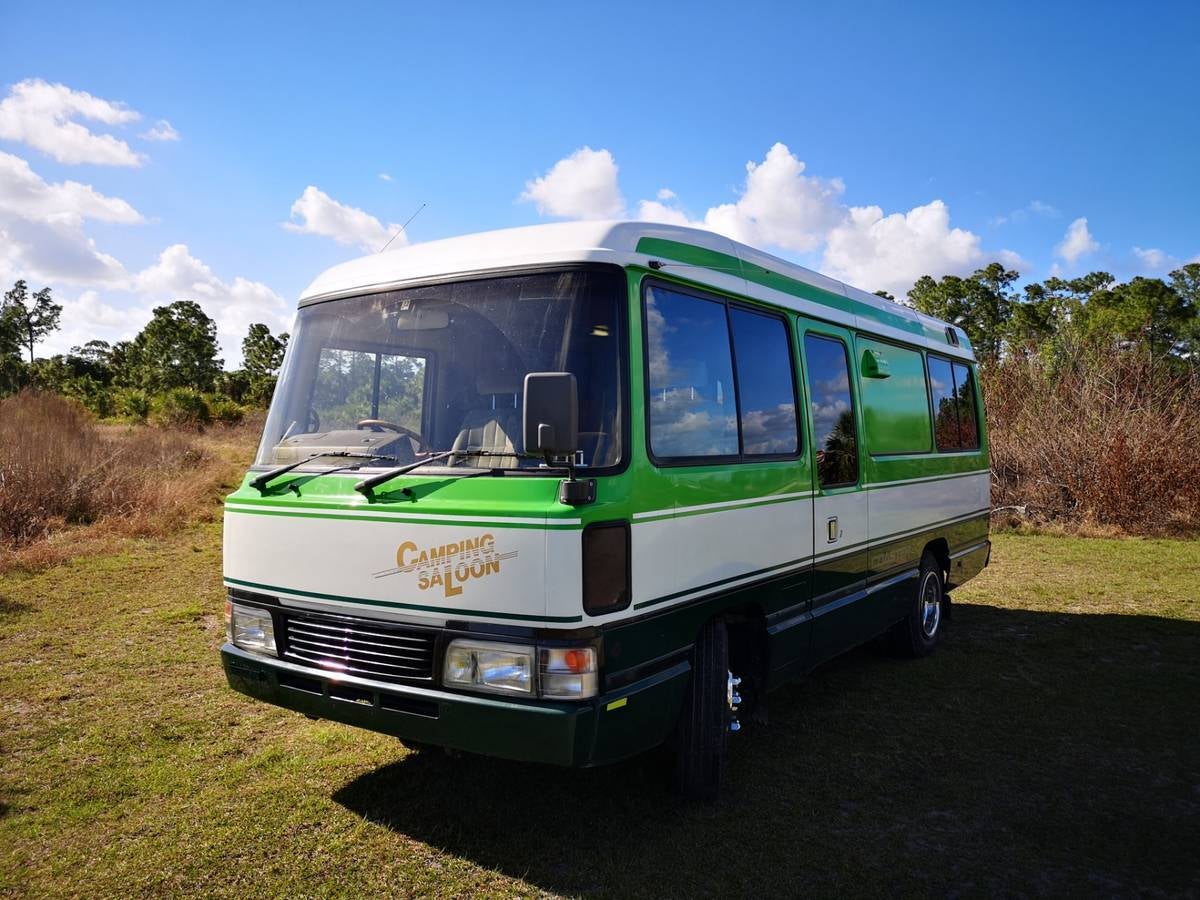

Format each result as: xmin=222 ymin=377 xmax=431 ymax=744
xmin=1 ymin=529 xmax=1197 ymax=897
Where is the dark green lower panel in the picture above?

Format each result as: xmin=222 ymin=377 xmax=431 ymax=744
xmin=222 ymin=644 xmax=688 ymax=768
xmin=588 ymin=660 xmax=691 ymax=765
xmin=947 ymin=538 xmax=990 ymax=589
xmin=603 ymin=514 xmax=991 ymax=694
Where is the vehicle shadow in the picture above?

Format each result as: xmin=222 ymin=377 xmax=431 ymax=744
xmin=333 ymin=602 xmax=1200 ymax=898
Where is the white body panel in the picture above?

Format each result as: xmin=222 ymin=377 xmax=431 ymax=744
xmin=867 ymin=471 xmax=992 ymax=544
xmin=813 ymin=490 xmax=868 ymax=564
xmin=223 ymin=471 xmax=988 ymax=629
xmin=223 ymin=506 xmax=583 ymax=625
xmin=629 ymin=495 xmax=813 ymax=611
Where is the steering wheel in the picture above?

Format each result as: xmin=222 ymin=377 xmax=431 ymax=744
xmin=356 ymin=419 xmax=428 ymax=451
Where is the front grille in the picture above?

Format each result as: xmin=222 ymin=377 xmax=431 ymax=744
xmin=280 ymin=611 xmax=436 ymax=685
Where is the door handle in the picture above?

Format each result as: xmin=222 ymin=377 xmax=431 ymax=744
xmin=826 ymin=516 xmax=839 ymax=543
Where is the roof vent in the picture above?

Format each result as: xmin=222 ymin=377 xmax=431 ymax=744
xmin=945 ymin=327 xmax=960 ymax=346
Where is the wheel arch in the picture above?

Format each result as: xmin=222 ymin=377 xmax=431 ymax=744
xmin=923 ymin=537 xmax=951 ymax=579
xmin=711 ymin=602 xmax=768 ymax=720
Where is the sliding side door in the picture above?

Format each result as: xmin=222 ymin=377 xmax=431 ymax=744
xmin=798 ymin=322 xmax=871 ymax=664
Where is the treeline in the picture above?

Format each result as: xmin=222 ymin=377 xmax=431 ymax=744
xmin=0 ymin=281 xmax=288 ymax=426
xmin=900 ymin=262 xmax=1199 ymax=534
xmin=901 ymin=262 xmax=1199 ymax=364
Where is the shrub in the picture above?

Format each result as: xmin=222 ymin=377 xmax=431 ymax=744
xmin=151 ymin=388 xmax=211 ymax=429
xmin=114 ymin=388 xmax=152 ymax=422
xmin=208 ymin=396 xmax=245 ymax=425
xmin=0 ymin=389 xmax=235 ymax=552
xmin=983 ymin=343 xmax=1200 ymax=535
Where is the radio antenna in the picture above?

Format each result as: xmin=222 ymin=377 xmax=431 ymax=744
xmin=378 ymin=202 xmax=427 ymax=253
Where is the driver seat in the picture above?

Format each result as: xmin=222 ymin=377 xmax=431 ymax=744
xmin=451 ymin=374 xmax=521 ymax=467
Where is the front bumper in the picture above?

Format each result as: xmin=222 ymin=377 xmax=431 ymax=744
xmin=221 ymin=643 xmax=689 ymax=767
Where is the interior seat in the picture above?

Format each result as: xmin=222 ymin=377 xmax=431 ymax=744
xmin=451 ymin=374 xmax=522 ymax=468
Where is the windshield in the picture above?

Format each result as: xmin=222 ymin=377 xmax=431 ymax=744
xmin=256 ymin=267 xmax=626 ymax=472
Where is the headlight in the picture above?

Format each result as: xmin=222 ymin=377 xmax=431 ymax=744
xmin=443 ymin=639 xmax=533 ymax=695
xmin=540 ymin=647 xmax=598 ymax=699
xmin=442 ymin=639 xmax=598 ymax=700
xmin=228 ymin=602 xmax=277 ymax=655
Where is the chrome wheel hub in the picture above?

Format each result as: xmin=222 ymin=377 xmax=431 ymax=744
xmin=920 ymin=572 xmax=942 ymax=638
xmin=727 ymin=670 xmax=742 ymax=733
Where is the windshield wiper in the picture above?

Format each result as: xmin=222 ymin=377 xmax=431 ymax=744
xmin=354 ymin=449 xmax=461 ymax=495
xmin=250 ymin=451 xmax=398 ymax=493
xmin=355 ymin=448 xmax=549 ymax=496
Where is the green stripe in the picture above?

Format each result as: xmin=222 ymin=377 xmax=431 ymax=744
xmin=224 ymin=504 xmax=583 ymax=530
xmin=862 ymin=469 xmax=988 ymax=491
xmin=634 ymin=492 xmax=813 ymax=524
xmin=224 ymin=576 xmax=583 ymax=623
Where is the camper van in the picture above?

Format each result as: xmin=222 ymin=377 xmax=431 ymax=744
xmin=221 ymin=221 xmax=990 ymax=799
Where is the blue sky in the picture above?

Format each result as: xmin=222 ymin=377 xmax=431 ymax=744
xmin=2 ymin=1 xmax=1198 ymax=363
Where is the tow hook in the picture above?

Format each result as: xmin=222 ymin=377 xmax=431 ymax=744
xmin=727 ymin=671 xmax=742 ymax=733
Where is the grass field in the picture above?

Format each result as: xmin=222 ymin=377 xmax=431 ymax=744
xmin=1 ymin=527 xmax=1197 ymax=898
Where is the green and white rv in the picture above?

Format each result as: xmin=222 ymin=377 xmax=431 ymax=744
xmin=221 ymin=221 xmax=990 ymax=799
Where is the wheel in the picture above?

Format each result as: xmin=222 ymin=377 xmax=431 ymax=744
xmin=676 ymin=618 xmax=734 ymax=802
xmin=889 ymin=552 xmax=946 ymax=658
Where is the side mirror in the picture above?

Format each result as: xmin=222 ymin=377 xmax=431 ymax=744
xmin=522 ymin=372 xmax=578 ymax=457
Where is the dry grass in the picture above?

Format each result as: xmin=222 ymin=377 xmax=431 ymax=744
xmin=983 ymin=346 xmax=1200 ymax=535
xmin=0 ymin=390 xmax=258 ymax=572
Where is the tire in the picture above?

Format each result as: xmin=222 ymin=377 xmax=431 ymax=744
xmin=889 ymin=552 xmax=946 ymax=658
xmin=676 ymin=618 xmax=730 ymax=802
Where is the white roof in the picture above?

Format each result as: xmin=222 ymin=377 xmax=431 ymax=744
xmin=298 ymin=220 xmax=973 ymax=360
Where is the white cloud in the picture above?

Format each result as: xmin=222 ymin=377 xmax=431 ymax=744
xmin=1056 ymin=217 xmax=1099 ymax=265
xmin=36 ymin=248 xmax=289 ymax=365
xmin=520 ymin=147 xmax=624 ymax=219
xmin=36 ymin=293 xmax=146 ymax=359
xmin=636 ymin=197 xmax=693 ymax=227
xmin=0 ymin=79 xmax=144 ymax=166
xmin=0 ymin=218 xmax=129 ymax=288
xmin=991 ymin=199 xmax=1060 ymax=226
xmin=635 ymin=145 xmax=848 ymax=254
xmin=378 ymin=172 xmax=393 ymax=182
xmin=1133 ymin=246 xmax=1171 ymax=271
xmin=0 ymin=152 xmax=137 ymax=287
xmin=0 ymin=145 xmax=283 ymax=365
xmin=283 ymin=185 xmax=400 ymax=253
xmin=1131 ymin=247 xmax=1200 ymax=273
xmin=699 ymin=143 xmax=845 ymax=253
xmin=133 ymin=243 xmax=290 ymax=364
xmin=530 ymin=143 xmax=1009 ymax=297
xmin=140 ymin=119 xmax=179 ymax=142
xmin=0 ymin=151 xmax=143 ymax=226
xmin=822 ymin=200 xmax=1004 ymax=299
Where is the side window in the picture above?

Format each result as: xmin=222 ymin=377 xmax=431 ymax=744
xmin=729 ymin=308 xmax=799 ymax=456
xmin=951 ymin=362 xmax=980 ymax=450
xmin=804 ymin=334 xmax=859 ymax=487
xmin=926 ymin=355 xmax=960 ymax=451
xmin=645 ymin=285 xmax=738 ymax=459
xmin=856 ymin=337 xmax=932 ymax=455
